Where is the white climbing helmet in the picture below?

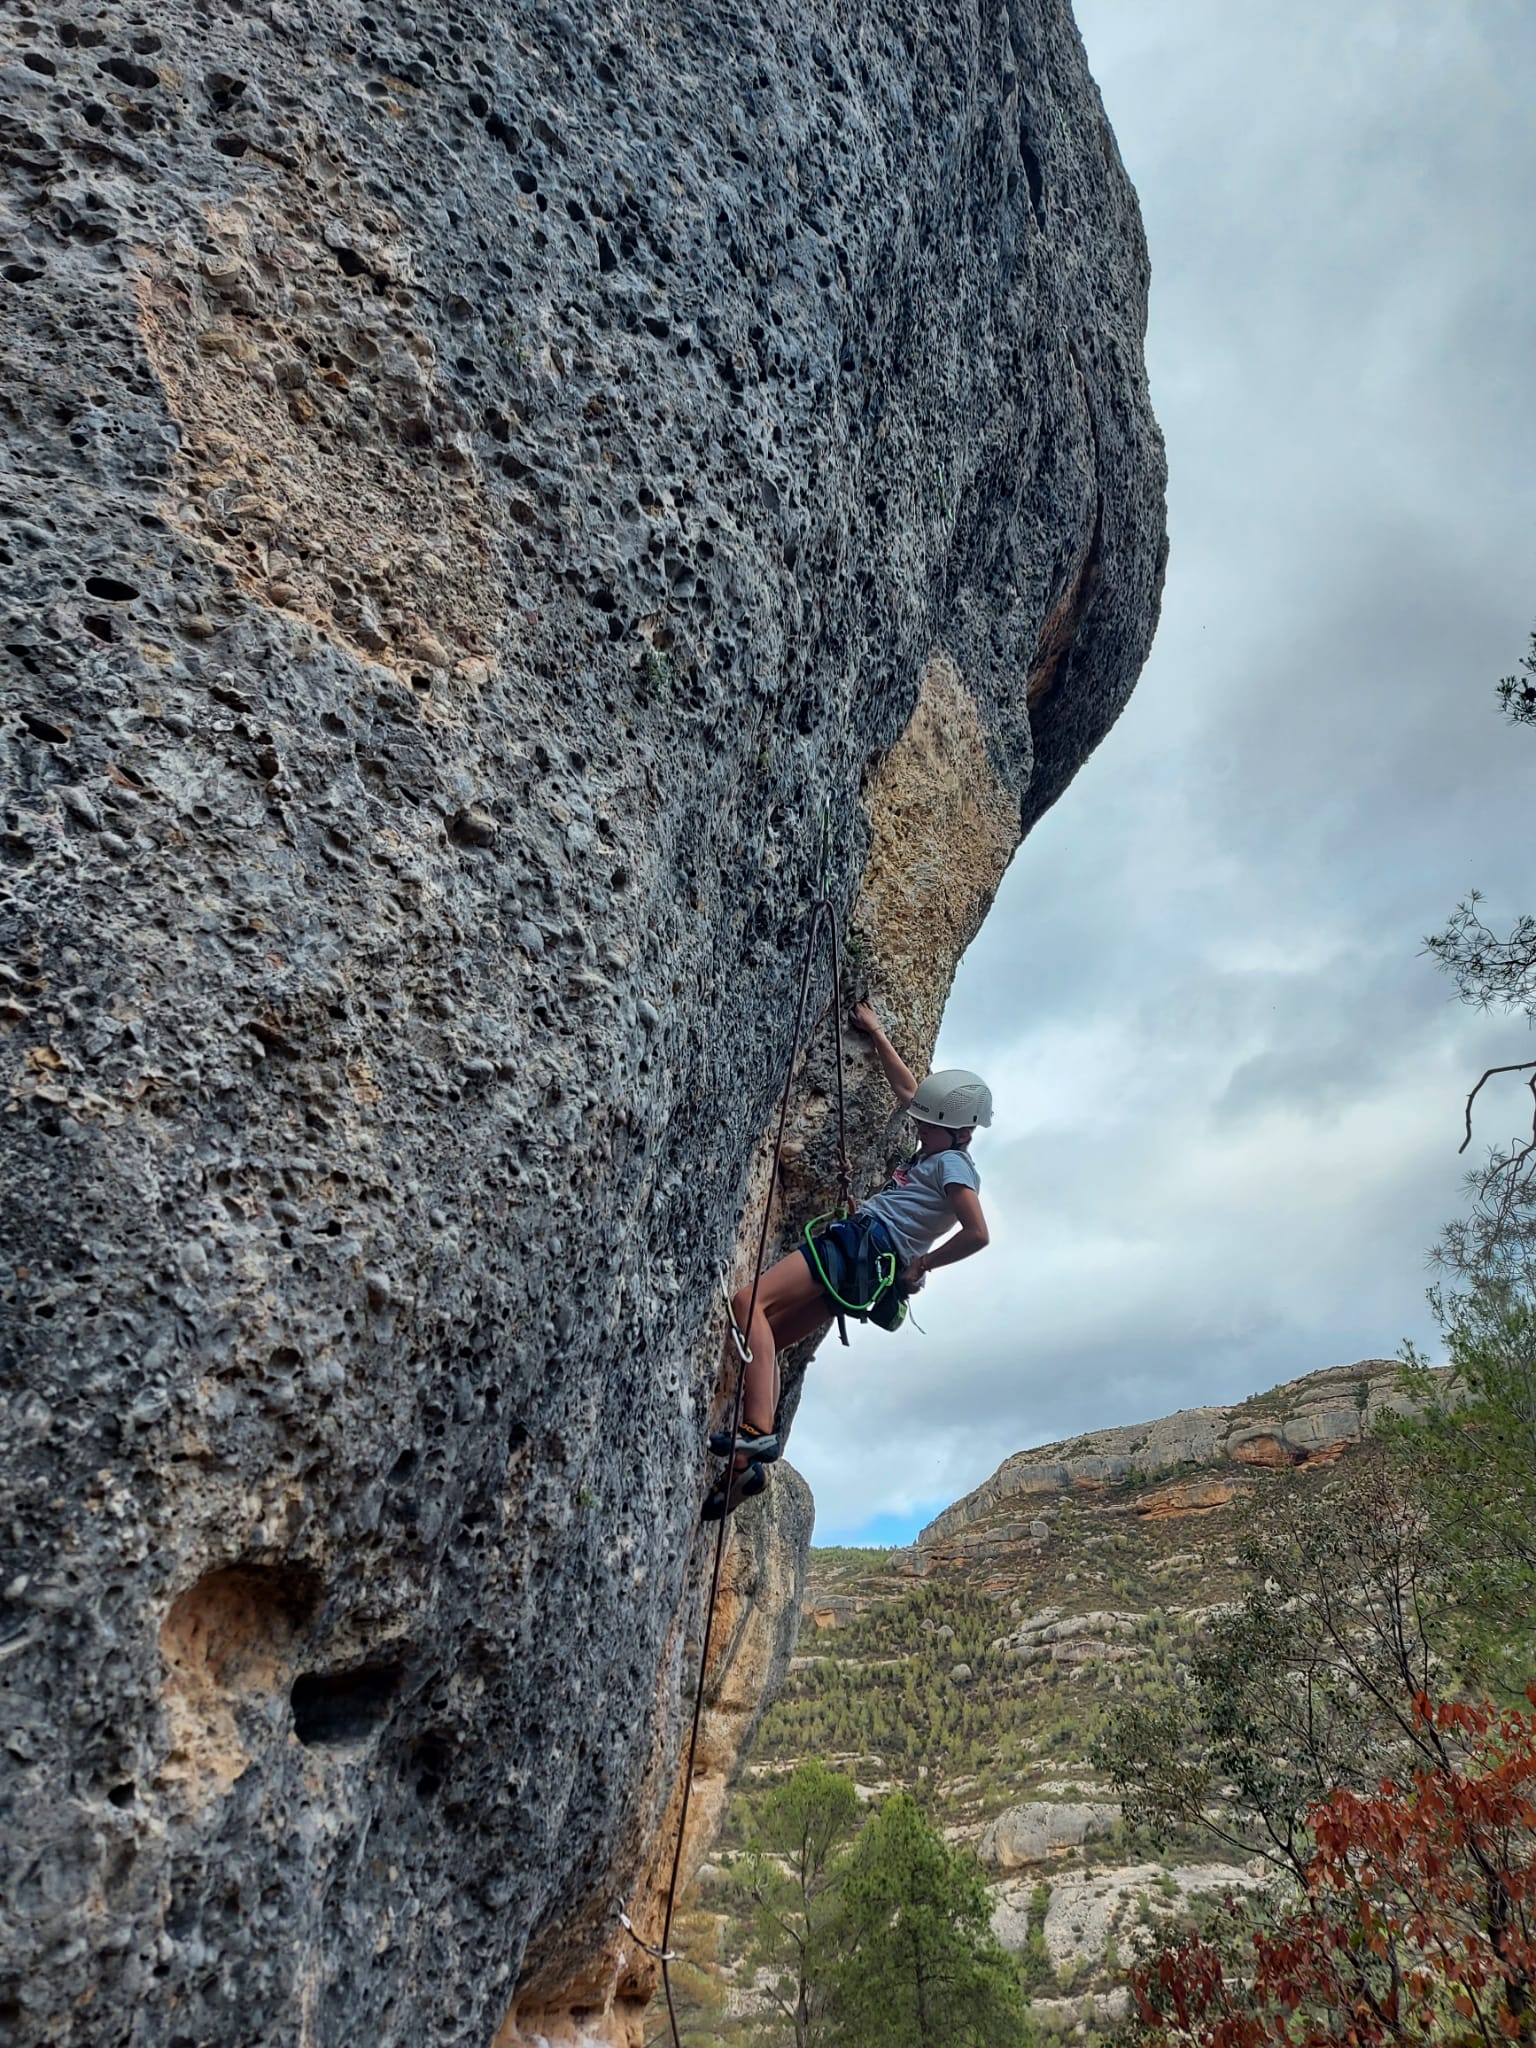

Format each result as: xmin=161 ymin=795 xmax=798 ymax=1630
xmin=908 ymin=1068 xmax=993 ymax=1131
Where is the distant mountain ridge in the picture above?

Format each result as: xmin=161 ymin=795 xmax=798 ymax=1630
xmin=896 ymin=1358 xmax=1447 ymax=1567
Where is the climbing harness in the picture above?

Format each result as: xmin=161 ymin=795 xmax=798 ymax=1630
xmin=800 ymin=1209 xmax=902 ymax=1324
xmin=626 ymin=811 xmax=856 ymax=2048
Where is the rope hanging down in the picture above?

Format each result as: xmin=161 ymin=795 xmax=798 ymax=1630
xmin=637 ymin=822 xmax=853 ymax=2048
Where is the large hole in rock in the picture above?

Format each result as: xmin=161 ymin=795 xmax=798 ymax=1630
xmin=159 ymin=1565 xmax=319 ymax=1807
xmin=290 ymin=1663 xmax=403 ymax=1751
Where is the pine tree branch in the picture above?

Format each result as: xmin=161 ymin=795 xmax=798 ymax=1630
xmin=1460 ymin=1061 xmax=1536 ymax=1154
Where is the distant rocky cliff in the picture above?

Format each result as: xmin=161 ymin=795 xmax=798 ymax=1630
xmin=893 ymin=1359 xmax=1445 ymax=1573
xmin=0 ymin=1 xmax=1164 ymax=2042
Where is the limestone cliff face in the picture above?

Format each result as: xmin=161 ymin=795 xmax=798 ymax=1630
xmin=0 ymin=1 xmax=1164 ymax=2042
xmin=896 ymin=1360 xmax=1451 ymax=1571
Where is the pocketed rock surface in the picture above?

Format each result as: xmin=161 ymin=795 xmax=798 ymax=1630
xmin=0 ymin=0 xmax=1165 ymax=2041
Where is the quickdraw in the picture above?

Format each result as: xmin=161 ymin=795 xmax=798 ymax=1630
xmin=615 ymin=1909 xmax=678 ymax=1964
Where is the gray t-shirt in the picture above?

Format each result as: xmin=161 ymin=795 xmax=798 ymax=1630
xmin=858 ymin=1147 xmax=981 ymax=1264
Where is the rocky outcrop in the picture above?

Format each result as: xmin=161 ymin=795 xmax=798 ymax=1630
xmin=992 ymin=1861 xmax=1270 ymax=1971
xmin=1133 ymin=1475 xmax=1237 ymax=1519
xmin=990 ymin=1607 xmax=1141 ymax=1666
xmin=0 ymin=1 xmax=1164 ymax=2043
xmin=899 ymin=1362 xmax=1447 ymax=1563
xmin=804 ymin=1592 xmax=871 ymax=1631
xmin=981 ymin=1798 xmax=1119 ymax=1870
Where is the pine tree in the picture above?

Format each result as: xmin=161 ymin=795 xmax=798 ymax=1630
xmin=823 ymin=1794 xmax=1031 ymax=2048
xmin=736 ymin=1760 xmax=861 ymax=2048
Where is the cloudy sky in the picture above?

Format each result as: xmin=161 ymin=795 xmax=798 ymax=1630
xmin=798 ymin=0 xmax=1536 ymax=1544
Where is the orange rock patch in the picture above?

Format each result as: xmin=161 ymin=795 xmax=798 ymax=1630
xmin=1133 ymin=1477 xmax=1237 ymax=1520
xmin=1230 ymin=1434 xmax=1300 ymax=1468
xmin=1300 ymin=1440 xmax=1350 ymax=1467
xmin=158 ymin=1564 xmax=317 ymax=1809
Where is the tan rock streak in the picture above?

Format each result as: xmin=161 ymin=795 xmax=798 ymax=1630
xmin=135 ymin=189 xmax=500 ymax=688
xmin=857 ymin=654 xmax=1021 ymax=1075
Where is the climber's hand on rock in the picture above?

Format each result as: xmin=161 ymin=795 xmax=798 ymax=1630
xmin=851 ymin=999 xmax=880 ymax=1037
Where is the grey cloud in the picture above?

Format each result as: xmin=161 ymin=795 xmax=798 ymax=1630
xmin=1210 ymin=949 xmax=1470 ymax=1121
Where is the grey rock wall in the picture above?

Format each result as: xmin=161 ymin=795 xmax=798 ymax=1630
xmin=0 ymin=0 xmax=1165 ymax=2041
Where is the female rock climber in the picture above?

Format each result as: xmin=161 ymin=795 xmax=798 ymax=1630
xmin=703 ymin=999 xmax=992 ymax=1519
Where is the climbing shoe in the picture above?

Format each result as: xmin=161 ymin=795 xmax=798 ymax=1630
xmin=701 ymin=1459 xmax=768 ymax=1522
xmin=707 ymin=1424 xmax=781 ymax=1463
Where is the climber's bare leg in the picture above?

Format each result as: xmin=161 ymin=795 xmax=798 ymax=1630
xmin=762 ymin=1293 xmax=833 ymax=1415
xmin=731 ymin=1253 xmax=827 ymax=1447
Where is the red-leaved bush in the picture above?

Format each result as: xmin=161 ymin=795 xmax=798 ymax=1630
xmin=1133 ymin=1693 xmax=1536 ymax=2047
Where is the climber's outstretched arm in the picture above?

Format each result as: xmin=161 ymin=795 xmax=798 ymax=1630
xmin=851 ymin=1000 xmax=918 ymax=1106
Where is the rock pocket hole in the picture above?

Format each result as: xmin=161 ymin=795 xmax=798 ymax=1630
xmin=206 ymin=69 xmax=247 ymax=112
xmin=485 ymin=109 xmax=520 ymax=153
xmin=160 ymin=1565 xmax=320 ymax=1807
xmin=84 ymin=574 xmax=139 ymax=602
xmin=291 ymin=1663 xmax=403 ymax=1751
xmin=405 ymin=1731 xmax=451 ymax=1800
xmin=21 ymin=710 xmax=70 ymax=743
xmin=101 ymin=54 xmax=159 ymax=88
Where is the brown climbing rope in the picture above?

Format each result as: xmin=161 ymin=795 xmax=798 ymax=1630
xmin=633 ymin=830 xmax=853 ymax=2048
